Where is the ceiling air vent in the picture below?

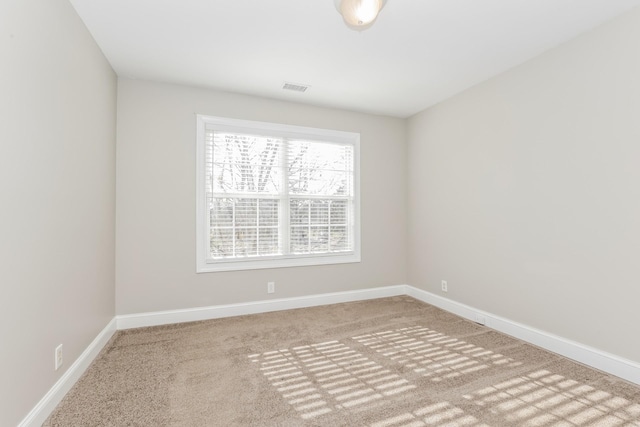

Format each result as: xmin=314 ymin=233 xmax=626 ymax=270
xmin=282 ymin=82 xmax=310 ymax=93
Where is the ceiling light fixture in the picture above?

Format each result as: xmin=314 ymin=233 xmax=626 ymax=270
xmin=334 ymin=0 xmax=387 ymax=31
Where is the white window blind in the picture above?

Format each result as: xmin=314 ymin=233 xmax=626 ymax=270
xmin=196 ymin=115 xmax=360 ymax=272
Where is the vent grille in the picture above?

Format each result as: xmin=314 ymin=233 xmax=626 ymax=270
xmin=282 ymin=82 xmax=309 ymax=93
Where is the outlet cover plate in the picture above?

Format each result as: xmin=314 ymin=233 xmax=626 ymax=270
xmin=55 ymin=344 xmax=63 ymax=370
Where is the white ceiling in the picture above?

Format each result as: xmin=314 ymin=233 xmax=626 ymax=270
xmin=70 ymin=0 xmax=640 ymax=118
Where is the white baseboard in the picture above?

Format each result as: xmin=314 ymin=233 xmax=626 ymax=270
xmin=405 ymin=285 xmax=640 ymax=386
xmin=116 ymin=285 xmax=407 ymax=330
xmin=18 ymin=318 xmax=117 ymax=427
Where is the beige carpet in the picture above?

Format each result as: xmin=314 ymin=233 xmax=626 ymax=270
xmin=45 ymin=296 xmax=640 ymax=426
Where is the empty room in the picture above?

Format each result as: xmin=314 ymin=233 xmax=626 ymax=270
xmin=3 ymin=0 xmax=640 ymax=425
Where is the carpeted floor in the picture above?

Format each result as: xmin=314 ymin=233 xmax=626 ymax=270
xmin=45 ymin=296 xmax=640 ymax=426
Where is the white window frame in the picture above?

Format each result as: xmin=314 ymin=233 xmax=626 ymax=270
xmin=196 ymin=115 xmax=361 ymax=273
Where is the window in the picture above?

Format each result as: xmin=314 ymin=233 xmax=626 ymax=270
xmin=196 ymin=115 xmax=360 ymax=272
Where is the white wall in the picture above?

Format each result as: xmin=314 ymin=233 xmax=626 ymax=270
xmin=115 ymin=79 xmax=407 ymax=315
xmin=408 ymin=7 xmax=640 ymax=363
xmin=0 ymin=0 xmax=117 ymax=425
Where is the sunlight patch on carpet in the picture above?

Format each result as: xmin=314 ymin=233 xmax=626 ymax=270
xmin=249 ymin=340 xmax=417 ymax=420
xmin=248 ymin=323 xmax=640 ymax=426
xmin=352 ymin=325 xmax=521 ymax=381
xmin=370 ymin=401 xmax=487 ymax=427
xmin=463 ymin=369 xmax=640 ymax=426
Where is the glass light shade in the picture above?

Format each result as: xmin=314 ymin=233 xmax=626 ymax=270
xmin=337 ymin=0 xmax=385 ymax=30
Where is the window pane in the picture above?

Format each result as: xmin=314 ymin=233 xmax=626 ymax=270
xmin=289 ymin=199 xmax=351 ymax=254
xmin=211 ymin=132 xmax=282 ymax=194
xmin=258 ymin=199 xmax=279 ymax=226
xmin=210 ymin=228 xmax=234 ymax=258
xmin=290 ymin=199 xmax=309 ymax=225
xmin=235 ymin=198 xmax=257 ymax=226
xmin=258 ymin=227 xmax=279 ymax=256
xmin=209 ymin=198 xmax=281 ymax=259
xmin=288 ymin=141 xmax=352 ymax=171
xmin=288 ymin=169 xmax=350 ymax=196
xmin=310 ymin=200 xmax=329 ymax=225
xmin=290 ymin=226 xmax=308 ymax=254
xmin=210 ymin=197 xmax=234 ymax=227
xmin=310 ymin=226 xmax=329 ymax=253
xmin=235 ymin=227 xmax=257 ymax=257
xmin=288 ymin=141 xmax=353 ymax=196
xmin=330 ymin=200 xmax=348 ymax=225
xmin=290 ymin=226 xmax=331 ymax=254
xmin=330 ymin=226 xmax=349 ymax=251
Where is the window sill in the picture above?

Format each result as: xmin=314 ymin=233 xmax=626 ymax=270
xmin=196 ymin=252 xmax=361 ymax=273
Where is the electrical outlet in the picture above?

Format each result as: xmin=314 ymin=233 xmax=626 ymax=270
xmin=441 ymin=280 xmax=448 ymax=292
xmin=267 ymin=281 xmax=275 ymax=294
xmin=55 ymin=344 xmax=63 ymax=371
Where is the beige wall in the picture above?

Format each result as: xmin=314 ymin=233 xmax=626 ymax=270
xmin=408 ymin=8 xmax=640 ymax=363
xmin=0 ymin=0 xmax=117 ymax=425
xmin=115 ymin=79 xmax=407 ymax=315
